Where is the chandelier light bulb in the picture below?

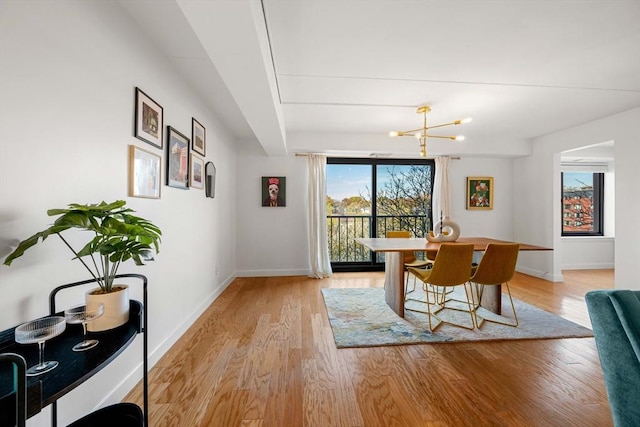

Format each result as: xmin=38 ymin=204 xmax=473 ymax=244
xmin=414 ymin=132 xmax=422 ymax=139
xmin=461 ymin=117 xmax=473 ymax=124
xmin=389 ymin=131 xmax=399 ymax=137
xmin=455 ymin=135 xmax=465 ymax=141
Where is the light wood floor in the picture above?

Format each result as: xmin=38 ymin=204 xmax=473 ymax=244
xmin=125 ymin=270 xmax=614 ymax=427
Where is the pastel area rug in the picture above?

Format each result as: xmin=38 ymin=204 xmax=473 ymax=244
xmin=321 ymin=287 xmax=593 ymax=348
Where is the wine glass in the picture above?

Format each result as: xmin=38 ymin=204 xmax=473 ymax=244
xmin=15 ymin=316 xmax=66 ymax=376
xmin=64 ymin=303 xmax=105 ymax=351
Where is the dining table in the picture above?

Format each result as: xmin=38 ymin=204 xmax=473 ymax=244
xmin=355 ymin=237 xmax=552 ymax=318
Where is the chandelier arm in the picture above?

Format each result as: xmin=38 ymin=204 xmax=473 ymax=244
xmin=427 ymin=135 xmax=458 ymax=140
xmin=398 ymin=127 xmax=424 ymax=135
xmin=426 ymin=121 xmax=462 ymax=130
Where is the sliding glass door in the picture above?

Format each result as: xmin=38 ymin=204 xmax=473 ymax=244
xmin=326 ymin=158 xmax=434 ymax=271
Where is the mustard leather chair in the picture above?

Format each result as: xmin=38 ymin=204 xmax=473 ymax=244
xmin=469 ymin=243 xmax=520 ymax=327
xmin=386 ymin=230 xmax=432 ymax=293
xmin=406 ymin=243 xmax=476 ymax=331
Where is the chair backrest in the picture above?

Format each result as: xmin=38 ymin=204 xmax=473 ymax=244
xmin=424 ymin=243 xmax=474 ymax=286
xmin=0 ymin=353 xmax=27 ymax=427
xmin=585 ymin=290 xmax=640 ymax=427
xmin=386 ymin=230 xmax=411 ymax=238
xmin=386 ymin=230 xmax=417 ymax=264
xmin=470 ymin=243 xmax=519 ymax=285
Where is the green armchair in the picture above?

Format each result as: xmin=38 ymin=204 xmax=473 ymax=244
xmin=585 ymin=290 xmax=640 ymax=427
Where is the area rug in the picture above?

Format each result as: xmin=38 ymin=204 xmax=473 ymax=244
xmin=321 ymin=287 xmax=593 ymax=348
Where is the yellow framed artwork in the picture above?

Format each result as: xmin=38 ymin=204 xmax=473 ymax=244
xmin=466 ymin=176 xmax=493 ymax=210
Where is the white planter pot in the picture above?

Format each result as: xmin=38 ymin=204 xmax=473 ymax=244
xmin=85 ymin=285 xmax=130 ymax=332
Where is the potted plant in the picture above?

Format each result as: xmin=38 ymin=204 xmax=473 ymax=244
xmin=4 ymin=200 xmax=161 ymax=331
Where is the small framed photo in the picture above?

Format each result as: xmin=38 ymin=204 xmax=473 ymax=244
xmin=166 ymin=126 xmax=190 ymax=189
xmin=205 ymin=162 xmax=216 ymax=198
xmin=192 ymin=117 xmax=206 ymax=156
xmin=128 ymin=145 xmax=161 ymax=199
xmin=190 ymin=154 xmax=204 ymax=190
xmin=134 ymin=87 xmax=163 ymax=149
xmin=467 ymin=176 xmax=494 ymax=210
xmin=262 ymin=176 xmax=286 ymax=207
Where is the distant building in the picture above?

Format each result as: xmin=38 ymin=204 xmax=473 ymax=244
xmin=562 ymin=187 xmax=594 ymax=232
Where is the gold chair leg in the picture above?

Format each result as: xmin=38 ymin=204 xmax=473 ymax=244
xmin=474 ymin=282 xmax=519 ymax=328
xmin=430 ymin=283 xmax=477 ymax=330
xmin=405 ymin=268 xmax=418 ymax=295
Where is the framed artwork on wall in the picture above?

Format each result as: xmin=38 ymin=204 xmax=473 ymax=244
xmin=191 ymin=117 xmax=206 ymax=156
xmin=190 ymin=154 xmax=204 ymax=190
xmin=166 ymin=126 xmax=190 ymax=189
xmin=205 ymin=161 xmax=216 ymax=198
xmin=262 ymin=176 xmax=286 ymax=207
xmin=466 ymin=176 xmax=494 ymax=210
xmin=134 ymin=87 xmax=163 ymax=149
xmin=128 ymin=145 xmax=161 ymax=199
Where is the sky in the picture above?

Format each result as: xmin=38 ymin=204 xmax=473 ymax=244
xmin=326 ymin=164 xmax=419 ymax=201
xmin=563 ymin=172 xmax=593 ymax=188
xmin=326 ymin=164 xmax=371 ymax=200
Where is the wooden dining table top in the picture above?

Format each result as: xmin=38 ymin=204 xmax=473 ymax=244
xmin=355 ymin=236 xmax=552 ymax=252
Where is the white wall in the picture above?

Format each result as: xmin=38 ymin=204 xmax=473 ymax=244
xmin=561 ymin=237 xmax=615 ymax=270
xmin=0 ymin=1 xmax=236 ymax=424
xmin=449 ymin=158 xmax=514 ymax=240
xmin=235 ymin=155 xmax=310 ymax=276
xmin=514 ymin=108 xmax=640 ymax=288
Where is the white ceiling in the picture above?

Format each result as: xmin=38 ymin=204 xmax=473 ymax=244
xmin=121 ymin=0 xmax=640 ymax=158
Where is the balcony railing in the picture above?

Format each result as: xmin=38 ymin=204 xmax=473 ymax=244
xmin=327 ymin=214 xmax=431 ymax=263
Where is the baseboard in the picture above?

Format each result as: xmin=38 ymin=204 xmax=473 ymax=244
xmin=235 ymin=268 xmax=311 ymax=277
xmin=516 ymin=265 xmax=563 ymax=282
xmin=561 ymin=262 xmax=614 ymax=270
xmin=97 ymin=273 xmax=236 ymax=410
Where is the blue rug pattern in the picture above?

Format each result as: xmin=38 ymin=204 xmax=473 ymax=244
xmin=321 ymin=287 xmax=593 ymax=348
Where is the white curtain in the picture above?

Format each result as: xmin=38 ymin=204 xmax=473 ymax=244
xmin=432 ymin=156 xmax=451 ymax=227
xmin=307 ymin=154 xmax=332 ymax=278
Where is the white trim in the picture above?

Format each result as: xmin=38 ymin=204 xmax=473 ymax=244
xmin=235 ymin=268 xmax=311 ymax=277
xmin=516 ymin=266 xmax=564 ymax=282
xmin=561 ymin=262 xmax=615 ymax=270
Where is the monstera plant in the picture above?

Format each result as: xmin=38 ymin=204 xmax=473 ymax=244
xmin=4 ymin=200 xmax=162 ymax=293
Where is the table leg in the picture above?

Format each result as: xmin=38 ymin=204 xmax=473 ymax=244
xmin=479 ymin=284 xmax=502 ymax=314
xmin=472 ymin=251 xmax=502 ymax=315
xmin=384 ymin=251 xmax=405 ymax=317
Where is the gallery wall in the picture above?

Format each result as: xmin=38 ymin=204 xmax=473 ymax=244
xmin=0 ymin=1 xmax=237 ymax=424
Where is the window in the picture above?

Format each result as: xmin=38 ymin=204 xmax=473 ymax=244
xmin=561 ymin=172 xmax=604 ymax=236
xmin=326 ymin=158 xmax=434 ymax=271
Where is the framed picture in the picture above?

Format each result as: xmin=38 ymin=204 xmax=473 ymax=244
xmin=166 ymin=126 xmax=190 ymax=189
xmin=467 ymin=176 xmax=494 ymax=210
xmin=205 ymin=161 xmax=216 ymax=198
xmin=128 ymin=145 xmax=161 ymax=199
xmin=134 ymin=87 xmax=163 ymax=149
xmin=190 ymin=154 xmax=204 ymax=190
xmin=262 ymin=176 xmax=286 ymax=207
xmin=192 ymin=117 xmax=206 ymax=156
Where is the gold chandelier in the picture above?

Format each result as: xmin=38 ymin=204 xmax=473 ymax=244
xmin=389 ymin=106 xmax=472 ymax=157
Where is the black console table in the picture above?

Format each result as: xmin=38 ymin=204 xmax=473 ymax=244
xmin=0 ymin=274 xmax=148 ymax=427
